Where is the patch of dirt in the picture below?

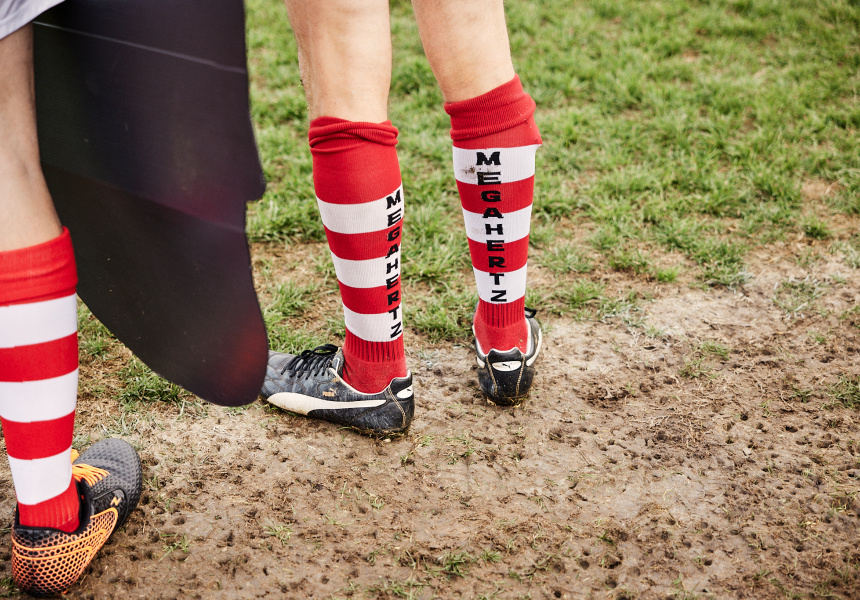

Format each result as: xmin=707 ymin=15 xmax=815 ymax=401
xmin=801 ymin=179 xmax=840 ymax=203
xmin=1 ymin=243 xmax=859 ymax=599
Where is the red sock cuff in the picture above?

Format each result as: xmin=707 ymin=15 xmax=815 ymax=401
xmin=0 ymin=228 xmax=77 ymax=306
xmin=478 ymin=298 xmax=526 ymax=330
xmin=309 ymin=117 xmax=399 ymax=150
xmin=342 ymin=333 xmax=407 ymax=393
xmin=475 ymin=298 xmax=528 ymax=353
xmin=309 ymin=118 xmax=402 ymax=203
xmin=18 ymin=479 xmax=80 ymax=534
xmin=445 ymin=75 xmax=541 ymax=143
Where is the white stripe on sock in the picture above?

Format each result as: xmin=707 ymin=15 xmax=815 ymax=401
xmin=0 ymin=370 xmax=78 ymax=422
xmin=473 ymin=265 xmax=528 ymax=304
xmin=0 ymin=294 xmax=77 ymax=348
xmin=330 ymin=251 xmax=401 ymax=289
xmin=461 ymin=205 xmax=532 ymax=244
xmin=317 ymin=185 xmax=404 ymax=235
xmin=452 ymin=145 xmax=539 ymax=185
xmin=343 ymin=304 xmax=403 ymax=343
xmin=8 ymin=449 xmax=73 ymax=506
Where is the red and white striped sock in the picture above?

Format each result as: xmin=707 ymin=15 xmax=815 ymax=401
xmin=446 ymin=75 xmax=542 ymax=354
xmin=310 ymin=117 xmax=407 ymax=394
xmin=0 ymin=228 xmax=80 ymax=533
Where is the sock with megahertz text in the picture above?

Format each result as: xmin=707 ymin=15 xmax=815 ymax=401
xmin=445 ymin=75 xmax=542 ymax=354
xmin=0 ymin=228 xmax=80 ymax=533
xmin=309 ymin=117 xmax=408 ymax=394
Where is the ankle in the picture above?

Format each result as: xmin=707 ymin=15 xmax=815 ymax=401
xmin=475 ymin=300 xmax=528 ymax=353
xmin=342 ymin=337 xmax=407 ymax=394
xmin=474 ymin=317 xmax=528 ymax=354
xmin=18 ymin=479 xmax=80 ymax=533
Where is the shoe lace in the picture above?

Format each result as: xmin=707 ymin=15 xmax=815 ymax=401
xmin=69 ymin=449 xmax=109 ymax=487
xmin=284 ymin=344 xmax=338 ymax=378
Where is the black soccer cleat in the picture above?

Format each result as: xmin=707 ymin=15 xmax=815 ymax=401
xmin=11 ymin=439 xmax=143 ymax=597
xmin=474 ymin=307 xmax=542 ymax=406
xmin=261 ymin=344 xmax=414 ymax=436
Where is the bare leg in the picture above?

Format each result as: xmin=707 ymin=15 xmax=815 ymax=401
xmin=0 ymin=19 xmax=86 ymax=579
xmin=411 ymin=0 xmax=515 ymax=102
xmin=285 ymin=0 xmax=392 ymax=121
xmin=0 ymin=24 xmax=61 ymax=251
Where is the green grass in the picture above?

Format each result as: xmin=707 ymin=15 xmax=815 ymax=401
xmin=266 ymin=323 xmax=329 ymax=354
xmin=244 ymin=0 xmax=859 ymax=342
xmin=700 ymin=341 xmax=730 ymax=360
xmin=0 ymin=577 xmax=19 ymax=598
xmin=540 ymin=244 xmax=594 ymax=274
xmin=267 ymin=281 xmax=319 ymax=319
xmin=118 ymin=357 xmax=190 ymax=408
xmin=261 ymin=279 xmax=334 ymax=352
xmin=262 ymin=523 xmax=293 ymax=546
xmin=407 ymin=289 xmax=475 ymax=343
xmin=608 ymin=249 xmax=650 ymax=274
xmin=773 ymin=277 xmax=829 ymax=315
xmin=557 ymin=280 xmax=605 ymax=311
xmin=436 ymin=550 xmax=476 ymax=578
xmin=653 ymin=266 xmax=680 ymax=283
xmin=801 ymin=216 xmax=833 ymax=240
xmin=77 ymin=303 xmax=115 ymax=362
xmin=679 ymin=341 xmax=733 ymax=378
xmin=830 ymin=375 xmax=860 ymax=410
xmin=840 ymin=236 xmax=860 ymax=269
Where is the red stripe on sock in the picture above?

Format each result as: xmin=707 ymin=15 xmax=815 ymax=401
xmin=475 ymin=298 xmax=528 ymax=352
xmin=0 ymin=228 xmax=77 ymax=306
xmin=456 ymin=177 xmax=535 ymax=214
xmin=18 ymin=478 xmax=80 ymax=533
xmin=468 ymin=236 xmax=529 ymax=273
xmin=324 ymin=225 xmax=403 ymax=261
xmin=2 ymin=411 xmax=76 ymax=460
xmin=314 ymin=158 xmax=403 ymax=205
xmin=0 ymin=334 xmax=78 ymax=382
xmin=478 ymin=298 xmax=527 ymax=330
xmin=339 ymin=281 xmax=402 ymax=315
xmin=343 ymin=330 xmax=406 ymax=362
xmin=342 ymin=331 xmax=406 ymax=393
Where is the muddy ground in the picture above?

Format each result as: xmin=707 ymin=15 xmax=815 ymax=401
xmin=1 ymin=234 xmax=859 ymax=600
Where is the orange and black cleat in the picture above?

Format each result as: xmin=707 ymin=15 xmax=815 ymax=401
xmin=11 ymin=439 xmax=143 ymax=597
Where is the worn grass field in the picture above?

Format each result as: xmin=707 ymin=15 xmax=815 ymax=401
xmin=1 ymin=1 xmax=858 ymax=599
xmin=247 ymin=0 xmax=859 ymax=348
